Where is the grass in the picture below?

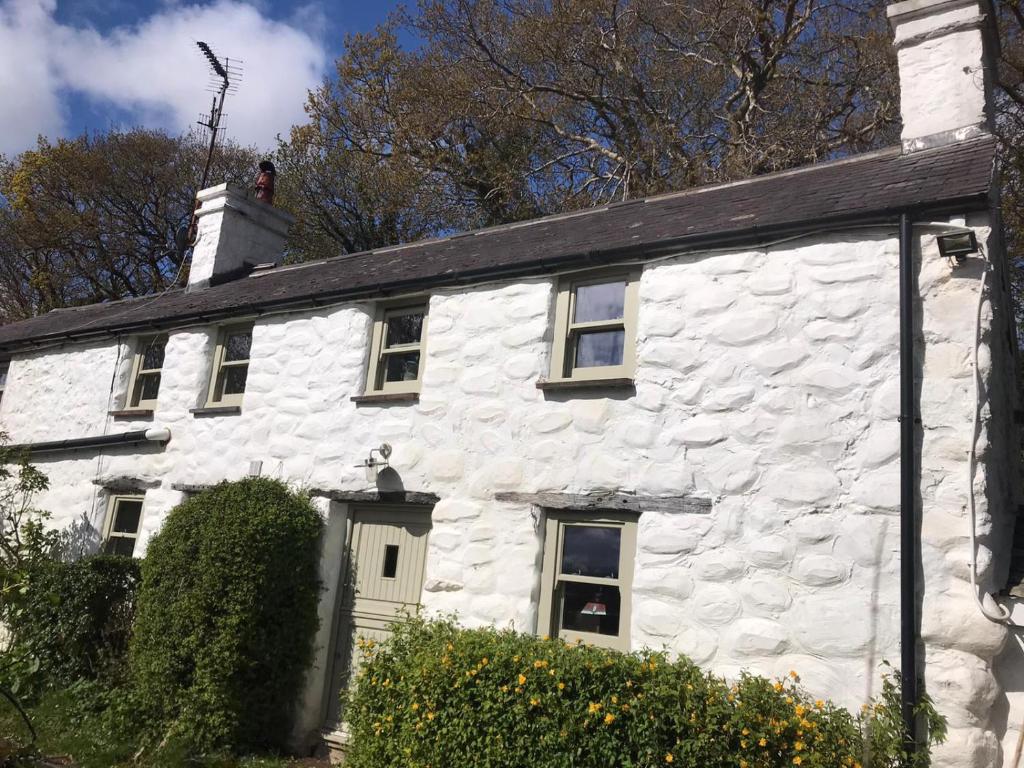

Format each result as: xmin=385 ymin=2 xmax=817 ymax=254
xmin=0 ymin=690 xmax=327 ymax=768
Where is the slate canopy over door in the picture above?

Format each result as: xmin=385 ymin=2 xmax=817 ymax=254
xmin=324 ymin=505 xmax=432 ymax=730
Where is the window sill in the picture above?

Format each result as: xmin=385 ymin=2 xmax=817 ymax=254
xmin=536 ymin=377 xmax=635 ymax=392
xmin=108 ymin=409 xmax=154 ymax=420
xmin=351 ymin=392 xmax=420 ymax=406
xmin=189 ymin=405 xmax=242 ymax=417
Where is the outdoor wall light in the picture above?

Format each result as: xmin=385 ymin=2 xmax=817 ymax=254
xmin=356 ymin=443 xmax=392 ymax=482
xmin=936 ymin=230 xmax=979 ymax=263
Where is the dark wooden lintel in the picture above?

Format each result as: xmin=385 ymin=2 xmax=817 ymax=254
xmin=350 ymin=392 xmax=420 ymax=405
xmin=189 ymin=406 xmax=242 ymax=417
xmin=494 ymin=491 xmax=712 ymax=515
xmin=108 ymin=409 xmax=154 ymax=420
xmin=308 ymin=487 xmax=439 ymax=506
xmin=536 ymin=378 xmax=635 ymax=391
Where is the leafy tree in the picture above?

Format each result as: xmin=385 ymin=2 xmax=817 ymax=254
xmin=0 ymin=129 xmax=260 ymax=322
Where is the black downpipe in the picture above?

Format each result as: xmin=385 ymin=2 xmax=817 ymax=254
xmin=898 ymin=212 xmax=919 ymax=756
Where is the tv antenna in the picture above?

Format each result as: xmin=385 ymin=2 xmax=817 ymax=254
xmin=195 ymin=41 xmax=243 ymax=193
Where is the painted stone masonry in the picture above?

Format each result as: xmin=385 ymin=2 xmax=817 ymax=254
xmin=1 ymin=0 xmax=1023 ymax=765
xmin=2 ymin=217 xmax=1020 ymax=765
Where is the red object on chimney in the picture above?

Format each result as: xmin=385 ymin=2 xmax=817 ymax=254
xmin=254 ymin=160 xmax=276 ymax=205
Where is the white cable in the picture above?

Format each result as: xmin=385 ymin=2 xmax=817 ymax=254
xmin=967 ymin=247 xmax=1012 ymax=622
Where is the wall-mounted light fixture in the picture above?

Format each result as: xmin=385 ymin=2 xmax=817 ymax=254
xmin=356 ymin=443 xmax=392 ymax=482
xmin=936 ymin=230 xmax=979 ymax=264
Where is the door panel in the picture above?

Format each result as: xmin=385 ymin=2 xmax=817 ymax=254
xmin=324 ymin=506 xmax=431 ymax=730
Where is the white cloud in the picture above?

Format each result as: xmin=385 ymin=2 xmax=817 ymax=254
xmin=0 ymin=0 xmax=328 ymax=156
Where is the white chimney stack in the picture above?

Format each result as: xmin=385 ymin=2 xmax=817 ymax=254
xmin=187 ymin=180 xmax=294 ymax=290
xmin=887 ymin=0 xmax=996 ymax=152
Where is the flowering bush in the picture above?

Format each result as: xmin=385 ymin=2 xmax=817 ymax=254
xmin=343 ymin=618 xmax=943 ymax=768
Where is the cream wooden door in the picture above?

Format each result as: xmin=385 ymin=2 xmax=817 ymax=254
xmin=324 ymin=506 xmax=431 ymax=729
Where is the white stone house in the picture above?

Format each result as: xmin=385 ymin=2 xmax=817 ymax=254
xmin=1 ymin=0 xmax=1022 ymax=764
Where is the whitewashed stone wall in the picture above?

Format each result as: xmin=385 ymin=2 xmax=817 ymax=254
xmin=1 ymin=216 xmax=1018 ymax=766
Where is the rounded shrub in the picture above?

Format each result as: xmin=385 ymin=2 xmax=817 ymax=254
xmin=129 ymin=478 xmax=322 ymax=755
xmin=344 ymin=618 xmax=945 ymax=768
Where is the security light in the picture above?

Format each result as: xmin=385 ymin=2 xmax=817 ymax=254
xmin=936 ymin=231 xmax=978 ymax=262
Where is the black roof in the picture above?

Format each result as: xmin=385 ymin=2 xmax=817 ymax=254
xmin=0 ymin=136 xmax=997 ymax=352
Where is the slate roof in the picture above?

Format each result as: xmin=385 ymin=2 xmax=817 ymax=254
xmin=0 ymin=135 xmax=997 ymax=352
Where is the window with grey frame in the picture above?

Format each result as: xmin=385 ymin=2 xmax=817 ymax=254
xmin=537 ymin=511 xmax=637 ymax=651
xmin=103 ymin=495 xmax=145 ymax=557
xmin=0 ymin=360 xmax=8 ymax=407
xmin=206 ymin=325 xmax=253 ymax=407
xmin=127 ymin=335 xmax=167 ymax=410
xmin=365 ymin=303 xmax=428 ymax=394
xmin=549 ymin=270 xmax=640 ymax=382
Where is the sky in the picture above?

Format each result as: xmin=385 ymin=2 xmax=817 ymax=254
xmin=0 ymin=0 xmax=406 ymax=158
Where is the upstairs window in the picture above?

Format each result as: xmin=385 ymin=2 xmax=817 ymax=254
xmin=207 ymin=325 xmax=252 ymax=407
xmin=366 ymin=303 xmax=428 ymax=395
xmin=127 ymin=335 xmax=167 ymax=410
xmin=549 ymin=270 xmax=640 ymax=382
xmin=537 ymin=512 xmax=637 ymax=651
xmin=0 ymin=360 xmax=8 ymax=407
xmin=103 ymin=495 xmax=144 ymax=557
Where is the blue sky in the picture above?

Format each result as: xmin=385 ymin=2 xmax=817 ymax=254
xmin=0 ymin=0 xmax=408 ymax=157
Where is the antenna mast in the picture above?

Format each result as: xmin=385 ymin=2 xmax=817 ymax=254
xmin=195 ymin=41 xmax=242 ymax=192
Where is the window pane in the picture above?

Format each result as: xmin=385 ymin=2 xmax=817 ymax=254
xmin=113 ymin=500 xmax=143 ymax=534
xmin=561 ymin=526 xmax=621 ymax=578
xmin=105 ymin=536 xmax=136 ymax=557
xmin=223 ymin=331 xmax=252 ymax=362
xmin=221 ymin=365 xmax=249 ymax=396
xmin=574 ymin=281 xmax=626 ymax=323
xmin=385 ymin=312 xmax=424 ymax=348
xmin=383 ymin=352 xmax=420 ymax=383
xmin=141 ymin=338 xmax=166 ymax=370
xmin=382 ymin=544 xmax=399 ymax=579
xmin=574 ymin=330 xmax=624 ymax=368
xmin=558 ymin=582 xmax=621 ymax=637
xmin=134 ymin=373 xmax=161 ymax=404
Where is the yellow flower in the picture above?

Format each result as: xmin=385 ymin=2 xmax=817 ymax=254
xmin=588 ymin=702 xmax=602 ymax=714
xmin=481 ymin=657 xmax=488 ymax=666
xmin=795 ymin=704 xmax=806 ymax=717
xmin=773 ymin=682 xmax=785 ymax=692
xmin=604 ymin=713 xmax=616 ymax=725
xmin=742 ymin=728 xmax=750 ymax=736
xmin=785 ymin=696 xmax=794 ymax=705
xmin=500 ymin=685 xmax=508 ymax=693
xmin=664 ymin=754 xmax=674 ymax=764
xmin=426 ymin=711 xmax=435 ymax=721
xmin=740 ymin=762 xmax=748 ymax=768
xmin=795 ymin=741 xmax=805 ymax=752
xmin=611 ymin=695 xmax=618 ymax=704
xmin=789 ymin=670 xmax=799 ymax=680
xmin=815 ymin=699 xmax=825 ymax=709
xmin=518 ymin=674 xmax=527 ymax=685
xmin=411 ymin=702 xmax=419 ymax=711
xmin=557 ymin=682 xmax=566 ymax=690
xmin=759 ymin=738 xmax=767 ymax=747
xmin=513 ymin=655 xmax=521 ymax=663
xmin=740 ymin=740 xmax=748 ymax=748
xmin=793 ymin=758 xmax=802 ymax=766
xmin=530 ymin=697 xmax=540 ymax=707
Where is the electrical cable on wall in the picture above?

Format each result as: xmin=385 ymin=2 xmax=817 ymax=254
xmin=966 ymin=247 xmax=1012 ymax=623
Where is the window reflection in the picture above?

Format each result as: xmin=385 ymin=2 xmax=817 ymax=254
xmin=574 ymin=281 xmax=626 ymax=323
xmin=575 ymin=330 xmax=625 ymax=368
xmin=559 ymin=582 xmax=621 ymax=636
xmin=561 ymin=526 xmax=620 ymax=578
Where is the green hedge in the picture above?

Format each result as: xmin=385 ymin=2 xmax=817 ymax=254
xmin=344 ymin=618 xmax=945 ymax=768
xmin=128 ymin=478 xmax=322 ymax=755
xmin=5 ymin=555 xmax=140 ymax=689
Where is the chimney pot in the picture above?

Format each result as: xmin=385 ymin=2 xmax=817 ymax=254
xmin=254 ymin=160 xmax=277 ymax=205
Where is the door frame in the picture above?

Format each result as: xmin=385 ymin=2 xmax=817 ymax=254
xmin=321 ymin=502 xmax=433 ymax=737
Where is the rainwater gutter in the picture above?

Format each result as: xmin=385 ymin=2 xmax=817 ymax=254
xmin=6 ymin=427 xmax=171 ymax=456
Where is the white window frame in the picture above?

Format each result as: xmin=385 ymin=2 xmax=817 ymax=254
xmin=548 ymin=268 xmax=640 ymax=382
xmin=537 ymin=511 xmax=637 ymax=652
xmin=206 ymin=324 xmax=253 ymax=407
xmin=365 ymin=302 xmax=429 ymax=395
xmin=102 ymin=494 xmax=145 ymax=557
xmin=126 ymin=335 xmax=167 ymax=410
